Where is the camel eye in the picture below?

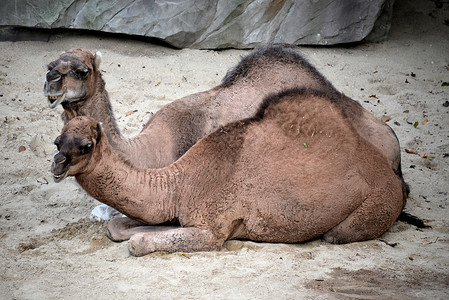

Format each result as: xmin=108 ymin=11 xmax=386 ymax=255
xmin=79 ymin=142 xmax=93 ymax=155
xmin=76 ymin=69 xmax=89 ymax=78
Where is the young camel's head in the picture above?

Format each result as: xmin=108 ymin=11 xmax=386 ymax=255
xmin=51 ymin=116 xmax=102 ymax=183
xmin=44 ymin=49 xmax=102 ymax=109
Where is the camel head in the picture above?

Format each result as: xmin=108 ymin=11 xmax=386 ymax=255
xmin=51 ymin=116 xmax=102 ymax=182
xmin=44 ymin=49 xmax=102 ymax=109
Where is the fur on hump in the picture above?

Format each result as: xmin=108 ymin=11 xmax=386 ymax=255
xmin=253 ymin=87 xmax=345 ymax=121
xmin=219 ymin=45 xmax=334 ymax=89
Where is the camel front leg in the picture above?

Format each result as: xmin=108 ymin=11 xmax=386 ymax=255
xmin=128 ymin=227 xmax=222 ymax=256
xmin=106 ymin=217 xmax=180 ymax=242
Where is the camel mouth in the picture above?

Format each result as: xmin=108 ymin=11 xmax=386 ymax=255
xmin=51 ymin=160 xmax=69 ymax=183
xmin=48 ymin=93 xmax=66 ymax=108
xmin=47 ymin=88 xmax=67 ymax=108
xmin=53 ymin=169 xmax=69 ymax=183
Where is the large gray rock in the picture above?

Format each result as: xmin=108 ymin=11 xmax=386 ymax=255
xmin=0 ymin=0 xmax=394 ymax=49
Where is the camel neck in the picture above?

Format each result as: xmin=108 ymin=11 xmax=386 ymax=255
xmin=75 ymin=137 xmax=181 ymax=224
xmin=91 ymin=80 xmax=125 ymax=147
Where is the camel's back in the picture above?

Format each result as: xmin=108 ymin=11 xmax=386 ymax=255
xmin=138 ymin=47 xmax=400 ymax=177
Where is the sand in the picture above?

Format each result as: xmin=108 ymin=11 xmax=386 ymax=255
xmin=0 ymin=0 xmax=448 ymax=299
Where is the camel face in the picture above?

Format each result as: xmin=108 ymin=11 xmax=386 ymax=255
xmin=44 ymin=49 xmax=101 ymax=109
xmin=51 ymin=117 xmax=101 ymax=182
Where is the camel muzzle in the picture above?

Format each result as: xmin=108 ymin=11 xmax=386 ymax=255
xmin=51 ymin=162 xmax=69 ymax=183
xmin=51 ymin=153 xmax=70 ymax=183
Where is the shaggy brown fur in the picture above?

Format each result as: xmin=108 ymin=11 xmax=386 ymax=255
xmin=51 ymin=88 xmax=407 ymax=256
xmin=44 ymin=47 xmax=401 ymax=175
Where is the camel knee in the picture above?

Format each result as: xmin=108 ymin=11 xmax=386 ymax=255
xmin=106 ymin=217 xmax=146 ymax=242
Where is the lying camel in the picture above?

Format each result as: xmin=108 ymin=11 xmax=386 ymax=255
xmin=44 ymin=47 xmax=401 ymax=174
xmin=51 ymin=88 xmax=407 ymax=256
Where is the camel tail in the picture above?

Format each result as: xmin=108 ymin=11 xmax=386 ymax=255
xmin=398 ymin=211 xmax=431 ymax=229
xmin=394 ymin=157 xmax=429 ymax=228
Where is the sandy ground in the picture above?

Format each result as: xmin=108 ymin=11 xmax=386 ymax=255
xmin=1 ymin=0 xmax=448 ymax=299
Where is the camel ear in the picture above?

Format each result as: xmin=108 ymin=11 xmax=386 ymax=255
xmin=94 ymin=51 xmax=102 ymax=71
xmin=96 ymin=122 xmax=103 ymax=143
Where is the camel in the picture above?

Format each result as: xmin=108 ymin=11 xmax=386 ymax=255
xmin=44 ymin=47 xmax=401 ymax=174
xmin=51 ymin=88 xmax=407 ymax=256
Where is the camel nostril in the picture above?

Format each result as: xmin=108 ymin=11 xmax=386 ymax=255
xmin=46 ymin=70 xmax=62 ymax=82
xmin=51 ymin=75 xmax=62 ymax=82
xmin=54 ymin=153 xmax=67 ymax=164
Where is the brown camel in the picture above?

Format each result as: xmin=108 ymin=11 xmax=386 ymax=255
xmin=51 ymin=88 xmax=407 ymax=256
xmin=44 ymin=47 xmax=401 ymax=174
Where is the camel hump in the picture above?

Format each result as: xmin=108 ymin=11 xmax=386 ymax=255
xmin=220 ymin=46 xmax=334 ymax=90
xmin=254 ymin=87 xmax=347 ymax=120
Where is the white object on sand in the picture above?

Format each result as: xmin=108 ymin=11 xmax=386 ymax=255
xmin=90 ymin=204 xmax=125 ymax=222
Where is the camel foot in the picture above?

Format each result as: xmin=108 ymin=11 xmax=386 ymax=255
xmin=128 ymin=227 xmax=221 ymax=256
xmin=106 ymin=217 xmax=180 ymax=242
